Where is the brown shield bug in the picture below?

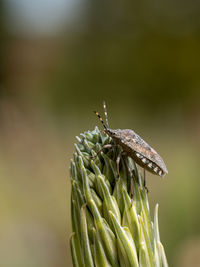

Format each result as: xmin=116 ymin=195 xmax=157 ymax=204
xmin=94 ymin=102 xmax=168 ymax=178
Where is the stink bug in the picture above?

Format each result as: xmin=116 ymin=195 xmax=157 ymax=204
xmin=94 ymin=102 xmax=168 ymax=178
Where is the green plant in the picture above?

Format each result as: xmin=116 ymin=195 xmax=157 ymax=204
xmin=70 ymin=127 xmax=168 ymax=267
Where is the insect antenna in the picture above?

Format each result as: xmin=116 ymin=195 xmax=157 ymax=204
xmin=93 ymin=111 xmax=107 ymax=130
xmin=103 ymin=101 xmax=109 ymax=128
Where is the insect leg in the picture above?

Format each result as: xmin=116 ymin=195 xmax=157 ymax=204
xmin=91 ymin=144 xmax=114 ymax=159
xmin=116 ymin=150 xmax=123 ymax=178
xmin=124 ymin=157 xmax=134 ymax=206
xmin=143 ymin=169 xmax=149 ymax=193
xmin=143 ymin=169 xmax=146 ymax=187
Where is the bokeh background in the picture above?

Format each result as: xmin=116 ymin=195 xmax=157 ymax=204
xmin=0 ymin=1 xmax=200 ymax=266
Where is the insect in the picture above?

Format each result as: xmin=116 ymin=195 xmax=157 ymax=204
xmin=94 ymin=102 xmax=168 ymax=179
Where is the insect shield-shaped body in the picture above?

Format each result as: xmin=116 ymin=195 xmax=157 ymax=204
xmin=106 ymin=128 xmax=168 ymax=177
xmin=94 ymin=102 xmax=168 ymax=177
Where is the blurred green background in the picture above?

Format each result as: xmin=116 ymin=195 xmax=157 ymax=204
xmin=0 ymin=1 xmax=200 ymax=266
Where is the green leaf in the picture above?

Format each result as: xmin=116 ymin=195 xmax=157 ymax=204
xmin=90 ymin=199 xmax=120 ymax=267
xmin=92 ymin=228 xmax=112 ymax=267
xmin=81 ymin=204 xmax=94 ymax=267
xmin=110 ymin=211 xmax=139 ymax=267
xmin=70 ymin=233 xmax=83 ymax=267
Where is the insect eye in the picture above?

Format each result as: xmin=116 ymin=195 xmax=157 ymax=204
xmin=107 ymin=129 xmax=115 ymax=135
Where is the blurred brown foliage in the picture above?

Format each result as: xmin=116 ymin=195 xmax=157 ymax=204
xmin=0 ymin=1 xmax=200 ymax=266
